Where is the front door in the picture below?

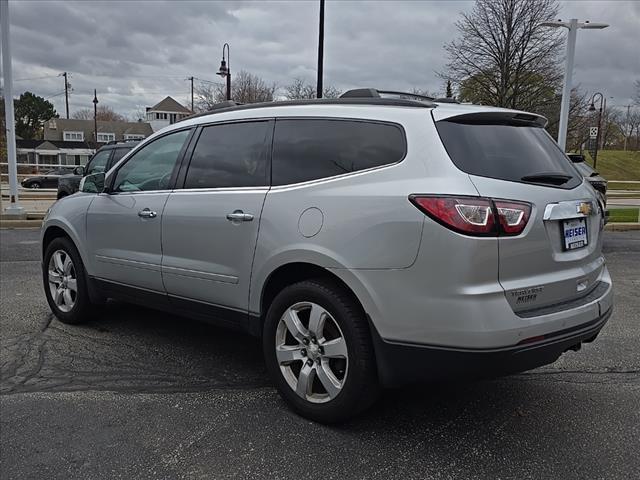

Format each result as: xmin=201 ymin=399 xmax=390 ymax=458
xmin=86 ymin=128 xmax=192 ymax=292
xmin=161 ymin=120 xmax=273 ymax=318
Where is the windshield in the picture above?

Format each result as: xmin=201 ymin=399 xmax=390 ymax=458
xmin=436 ymin=120 xmax=581 ymax=189
xmin=573 ymin=161 xmax=596 ymax=177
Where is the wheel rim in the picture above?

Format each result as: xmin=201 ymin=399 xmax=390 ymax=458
xmin=31 ymin=183 xmax=40 ymax=189
xmin=47 ymin=250 xmax=77 ymax=313
xmin=275 ymin=302 xmax=348 ymax=404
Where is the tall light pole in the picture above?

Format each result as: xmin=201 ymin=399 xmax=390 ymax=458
xmin=92 ymin=90 xmax=99 ymax=146
xmin=540 ymin=19 xmax=608 ymax=152
xmin=1 ymin=0 xmax=25 ymax=216
xmin=216 ymin=43 xmax=231 ymax=101
xmin=316 ymin=0 xmax=325 ymax=99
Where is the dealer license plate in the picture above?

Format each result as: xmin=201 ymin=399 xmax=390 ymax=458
xmin=563 ymin=218 xmax=588 ymax=250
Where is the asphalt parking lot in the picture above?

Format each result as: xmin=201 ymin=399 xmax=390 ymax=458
xmin=1 ymin=228 xmax=639 ymax=479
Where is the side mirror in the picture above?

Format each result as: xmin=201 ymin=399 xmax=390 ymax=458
xmin=80 ymin=172 xmax=106 ymax=193
xmin=73 ymin=166 xmax=85 ymax=176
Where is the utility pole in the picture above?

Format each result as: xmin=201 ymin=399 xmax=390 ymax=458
xmin=316 ymin=0 xmax=325 ymax=98
xmin=189 ymin=76 xmax=194 ymax=112
xmin=1 ymin=0 xmax=25 ymax=216
xmin=63 ymin=72 xmax=70 ymax=119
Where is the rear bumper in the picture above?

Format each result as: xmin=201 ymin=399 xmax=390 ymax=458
xmin=371 ymin=306 xmax=612 ymax=388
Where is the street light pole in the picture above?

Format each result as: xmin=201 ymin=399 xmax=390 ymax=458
xmin=589 ymin=92 xmax=604 ymax=169
xmin=540 ymin=19 xmax=609 ymax=152
xmin=316 ymin=0 xmax=325 ymax=99
xmin=1 ymin=0 xmax=25 ymax=216
xmin=93 ymin=90 xmax=99 ymax=147
xmin=216 ymin=43 xmax=231 ymax=101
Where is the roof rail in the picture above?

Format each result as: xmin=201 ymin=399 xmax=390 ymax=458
xmin=434 ymin=97 xmax=460 ymax=104
xmin=181 ymin=96 xmax=436 ymax=121
xmin=340 ymin=88 xmax=435 ymax=102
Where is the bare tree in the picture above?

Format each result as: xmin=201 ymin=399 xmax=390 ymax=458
xmin=195 ymin=71 xmax=277 ymax=111
xmin=441 ymin=0 xmax=563 ymax=111
xmin=411 ymin=88 xmax=438 ymax=99
xmin=634 ymin=79 xmax=640 ymax=106
xmin=73 ymin=105 xmax=127 ymax=122
xmin=625 ymin=109 xmax=640 ymax=150
xmin=283 ymin=78 xmax=341 ymax=100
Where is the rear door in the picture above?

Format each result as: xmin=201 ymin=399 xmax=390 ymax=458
xmin=435 ymin=112 xmax=604 ymax=313
xmin=161 ymin=120 xmax=272 ymax=318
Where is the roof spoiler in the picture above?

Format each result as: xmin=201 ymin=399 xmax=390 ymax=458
xmin=441 ymin=111 xmax=548 ymax=128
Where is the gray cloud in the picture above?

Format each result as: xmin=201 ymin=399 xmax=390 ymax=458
xmin=5 ymin=0 xmax=639 ymax=118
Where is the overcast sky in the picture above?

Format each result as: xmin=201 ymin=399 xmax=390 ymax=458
xmin=3 ymin=0 xmax=639 ymax=119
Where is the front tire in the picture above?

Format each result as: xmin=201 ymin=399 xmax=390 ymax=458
xmin=43 ymin=237 xmax=92 ymax=324
xmin=263 ymin=279 xmax=379 ymax=423
xmin=30 ymin=182 xmax=41 ymax=189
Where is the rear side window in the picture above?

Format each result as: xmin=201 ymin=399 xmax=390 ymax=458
xmin=110 ymin=148 xmax=130 ymax=166
xmin=272 ymin=119 xmax=406 ymax=186
xmin=184 ymin=121 xmax=271 ymax=189
xmin=436 ymin=120 xmax=581 ymax=188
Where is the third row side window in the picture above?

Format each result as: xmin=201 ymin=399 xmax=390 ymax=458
xmin=271 ymin=119 xmax=406 ymax=186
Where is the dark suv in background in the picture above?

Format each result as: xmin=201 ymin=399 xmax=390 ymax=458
xmin=57 ymin=141 xmax=139 ymax=199
xmin=567 ymin=153 xmax=608 ymax=206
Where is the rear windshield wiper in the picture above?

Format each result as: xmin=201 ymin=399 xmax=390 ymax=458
xmin=521 ymin=172 xmax=572 ymax=185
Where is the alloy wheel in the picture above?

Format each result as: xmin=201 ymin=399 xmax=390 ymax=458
xmin=47 ymin=250 xmax=77 ymax=313
xmin=275 ymin=301 xmax=348 ymax=403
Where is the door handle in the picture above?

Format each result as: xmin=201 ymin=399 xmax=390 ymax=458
xmin=226 ymin=210 xmax=254 ymax=222
xmin=138 ymin=208 xmax=157 ymax=218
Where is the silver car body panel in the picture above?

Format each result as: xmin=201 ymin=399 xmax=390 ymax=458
xmin=41 ymin=101 xmax=612 ymax=353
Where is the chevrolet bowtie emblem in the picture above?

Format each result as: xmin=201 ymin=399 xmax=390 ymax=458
xmin=577 ymin=202 xmax=593 ymax=215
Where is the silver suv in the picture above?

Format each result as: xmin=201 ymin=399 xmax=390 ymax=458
xmin=41 ymin=90 xmax=613 ymax=423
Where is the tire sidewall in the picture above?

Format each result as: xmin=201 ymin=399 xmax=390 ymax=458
xmin=263 ymin=280 xmax=377 ymax=423
xmin=42 ymin=237 xmax=90 ymax=324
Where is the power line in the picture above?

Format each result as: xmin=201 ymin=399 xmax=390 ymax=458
xmin=192 ymin=76 xmax=224 ymax=85
xmin=13 ymin=73 xmax=62 ymax=82
xmin=45 ymin=91 xmax=66 ymax=100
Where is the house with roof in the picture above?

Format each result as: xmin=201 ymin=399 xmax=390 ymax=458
xmin=15 ymin=118 xmax=153 ymax=170
xmin=146 ymin=96 xmax=192 ymax=131
xmin=44 ymin=118 xmax=153 ymax=144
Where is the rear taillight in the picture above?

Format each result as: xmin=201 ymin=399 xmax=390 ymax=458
xmin=409 ymin=195 xmax=531 ymax=237
xmin=494 ymin=200 xmax=531 ymax=236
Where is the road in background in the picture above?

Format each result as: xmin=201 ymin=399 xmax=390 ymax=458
xmin=1 ymin=229 xmax=639 ymax=479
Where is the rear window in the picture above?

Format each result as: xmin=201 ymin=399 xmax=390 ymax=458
xmin=272 ymin=119 xmax=406 ymax=186
xmin=436 ymin=120 xmax=581 ymax=188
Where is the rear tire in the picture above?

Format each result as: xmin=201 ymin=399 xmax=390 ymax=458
xmin=43 ymin=237 xmax=93 ymax=324
xmin=263 ymin=279 xmax=379 ymax=423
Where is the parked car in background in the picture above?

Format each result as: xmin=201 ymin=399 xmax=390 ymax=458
xmin=57 ymin=141 xmax=139 ymax=199
xmin=567 ymin=153 xmax=608 ymax=206
xmin=21 ymin=167 xmax=74 ymax=189
xmin=41 ymin=91 xmax=612 ymax=423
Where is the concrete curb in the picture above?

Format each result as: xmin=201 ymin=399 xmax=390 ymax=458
xmin=0 ymin=219 xmax=43 ymax=229
xmin=604 ymin=223 xmax=640 ymax=231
